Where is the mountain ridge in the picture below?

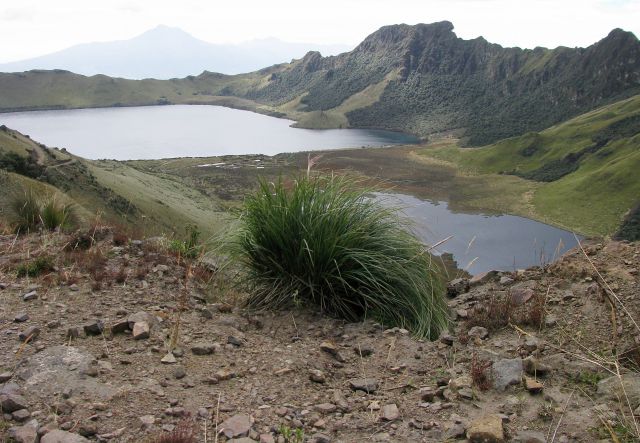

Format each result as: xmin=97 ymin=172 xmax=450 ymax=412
xmin=0 ymin=21 xmax=638 ymax=145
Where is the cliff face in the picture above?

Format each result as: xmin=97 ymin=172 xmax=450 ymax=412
xmin=246 ymin=22 xmax=640 ymax=144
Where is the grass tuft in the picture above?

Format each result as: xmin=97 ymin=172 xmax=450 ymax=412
xmin=230 ymin=175 xmax=449 ymax=339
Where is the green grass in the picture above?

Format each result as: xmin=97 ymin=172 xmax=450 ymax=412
xmin=229 ymin=174 xmax=449 ymax=339
xmin=421 ymin=95 xmax=640 ymax=236
xmin=16 ymin=255 xmax=54 ymax=277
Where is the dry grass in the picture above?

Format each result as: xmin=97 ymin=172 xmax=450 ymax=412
xmin=470 ymin=353 xmax=493 ymax=391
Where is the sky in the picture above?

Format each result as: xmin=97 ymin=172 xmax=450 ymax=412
xmin=0 ymin=0 xmax=639 ymax=63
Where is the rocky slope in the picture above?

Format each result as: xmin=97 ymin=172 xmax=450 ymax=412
xmin=1 ymin=228 xmax=639 ymax=442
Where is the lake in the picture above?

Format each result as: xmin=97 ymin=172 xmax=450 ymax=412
xmin=0 ymin=105 xmax=418 ymax=160
xmin=377 ymin=193 xmax=582 ymax=274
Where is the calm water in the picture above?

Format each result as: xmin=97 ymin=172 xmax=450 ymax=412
xmin=377 ymin=193 xmax=582 ymax=274
xmin=0 ymin=105 xmax=418 ymax=160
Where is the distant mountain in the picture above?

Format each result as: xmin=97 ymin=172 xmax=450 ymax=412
xmin=0 ymin=25 xmax=352 ymax=79
xmin=1 ymin=22 xmax=639 ymax=146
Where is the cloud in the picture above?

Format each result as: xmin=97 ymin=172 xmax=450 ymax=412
xmin=1 ymin=7 xmax=36 ymax=21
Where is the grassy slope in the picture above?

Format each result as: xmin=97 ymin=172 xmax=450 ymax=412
xmin=422 ymin=95 xmax=640 ymax=236
xmin=0 ymin=127 xmax=229 ymax=238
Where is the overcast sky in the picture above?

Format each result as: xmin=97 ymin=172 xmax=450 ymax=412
xmin=0 ymin=0 xmax=638 ymax=63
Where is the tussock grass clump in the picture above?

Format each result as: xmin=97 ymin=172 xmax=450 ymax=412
xmin=11 ymin=188 xmax=41 ymax=233
xmin=232 ymin=175 xmax=449 ymax=339
xmin=9 ymin=188 xmax=77 ymax=233
xmin=41 ymin=198 xmax=77 ymax=231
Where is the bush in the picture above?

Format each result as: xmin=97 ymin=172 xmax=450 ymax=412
xmin=169 ymin=224 xmax=202 ymax=259
xmin=16 ymin=256 xmax=54 ymax=278
xmin=10 ymin=189 xmax=77 ymax=233
xmin=231 ymin=175 xmax=449 ymax=339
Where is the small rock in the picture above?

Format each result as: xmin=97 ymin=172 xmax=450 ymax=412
xmin=444 ymin=423 xmax=467 ymax=440
xmin=83 ymin=320 xmax=104 ymax=336
xmin=468 ymin=326 xmax=489 ymax=340
xmin=492 ymin=358 xmax=523 ymax=391
xmin=12 ymin=409 xmax=31 ymax=422
xmin=139 ymin=415 xmax=155 ymax=428
xmin=227 ymin=335 xmax=244 ymax=347
xmin=110 ymin=320 xmax=130 ymax=335
xmin=0 ymin=372 xmax=13 ymax=382
xmin=8 ymin=419 xmax=39 ymax=443
xmin=524 ymin=377 xmax=544 ymax=394
xmin=320 ymin=340 xmax=346 ymax=362
xmin=597 ymin=373 xmax=640 ymax=408
xmin=544 ymin=315 xmax=558 ymax=327
xmin=215 ymin=369 xmax=236 ymax=381
xmin=41 ymin=430 xmax=90 ymax=442
xmin=161 ymin=353 xmax=177 ymax=364
xmin=23 ymin=291 xmax=37 ymax=301
xmin=514 ymin=430 xmax=547 ymax=443
xmin=132 ymin=321 xmax=150 ymax=340
xmin=309 ymin=369 xmax=326 ymax=383
xmin=510 ymin=288 xmax=534 ymax=306
xmin=220 ymin=414 xmax=251 ymax=439
xmin=315 ymin=403 xmax=337 ymax=414
xmin=447 ymin=278 xmax=470 ymax=297
xmin=259 ymin=434 xmax=275 ymax=443
xmin=173 ymin=366 xmax=187 ymax=379
xmin=47 ymin=320 xmax=60 ymax=329
xmin=354 ymin=344 xmax=374 ymax=357
xmin=66 ymin=327 xmax=80 ymax=339
xmin=18 ymin=326 xmax=40 ymax=342
xmin=309 ymin=433 xmax=332 ymax=443
xmin=419 ymin=387 xmax=436 ymax=402
xmin=523 ymin=356 xmax=552 ymax=377
xmin=349 ymin=378 xmax=378 ymax=393
xmin=381 ymin=403 xmax=399 ymax=421
xmin=191 ymin=343 xmax=216 ymax=355
xmin=467 ymin=414 xmax=504 ymax=442
xmin=14 ymin=312 xmax=29 ymax=322
xmin=500 ymin=276 xmax=514 ymax=285
xmin=127 ymin=311 xmax=157 ymax=330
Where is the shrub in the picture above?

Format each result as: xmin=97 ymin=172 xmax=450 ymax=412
xmin=230 ymin=175 xmax=449 ymax=339
xmin=169 ymin=224 xmax=202 ymax=259
xmin=470 ymin=353 xmax=493 ymax=391
xmin=16 ymin=256 xmax=54 ymax=278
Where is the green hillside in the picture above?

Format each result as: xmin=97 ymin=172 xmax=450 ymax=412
xmin=0 ymin=126 xmax=229 ymax=237
xmin=422 ymin=95 xmax=640 ymax=237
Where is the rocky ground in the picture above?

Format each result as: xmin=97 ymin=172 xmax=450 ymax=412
xmin=1 ymin=228 xmax=639 ymax=443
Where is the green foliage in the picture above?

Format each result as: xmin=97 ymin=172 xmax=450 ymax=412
xmin=277 ymin=425 xmax=304 ymax=443
xmin=0 ymin=151 xmax=44 ymax=178
xmin=16 ymin=256 xmax=54 ymax=278
xmin=169 ymin=224 xmax=202 ymax=259
xmin=571 ymin=371 xmax=605 ymax=388
xmin=231 ymin=175 xmax=449 ymax=339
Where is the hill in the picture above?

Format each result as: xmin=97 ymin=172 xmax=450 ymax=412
xmin=421 ymin=94 xmax=640 ymax=237
xmin=0 ymin=126 xmax=230 ymax=238
xmin=1 ymin=22 xmax=638 ymax=145
xmin=0 ymin=25 xmax=351 ymax=79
